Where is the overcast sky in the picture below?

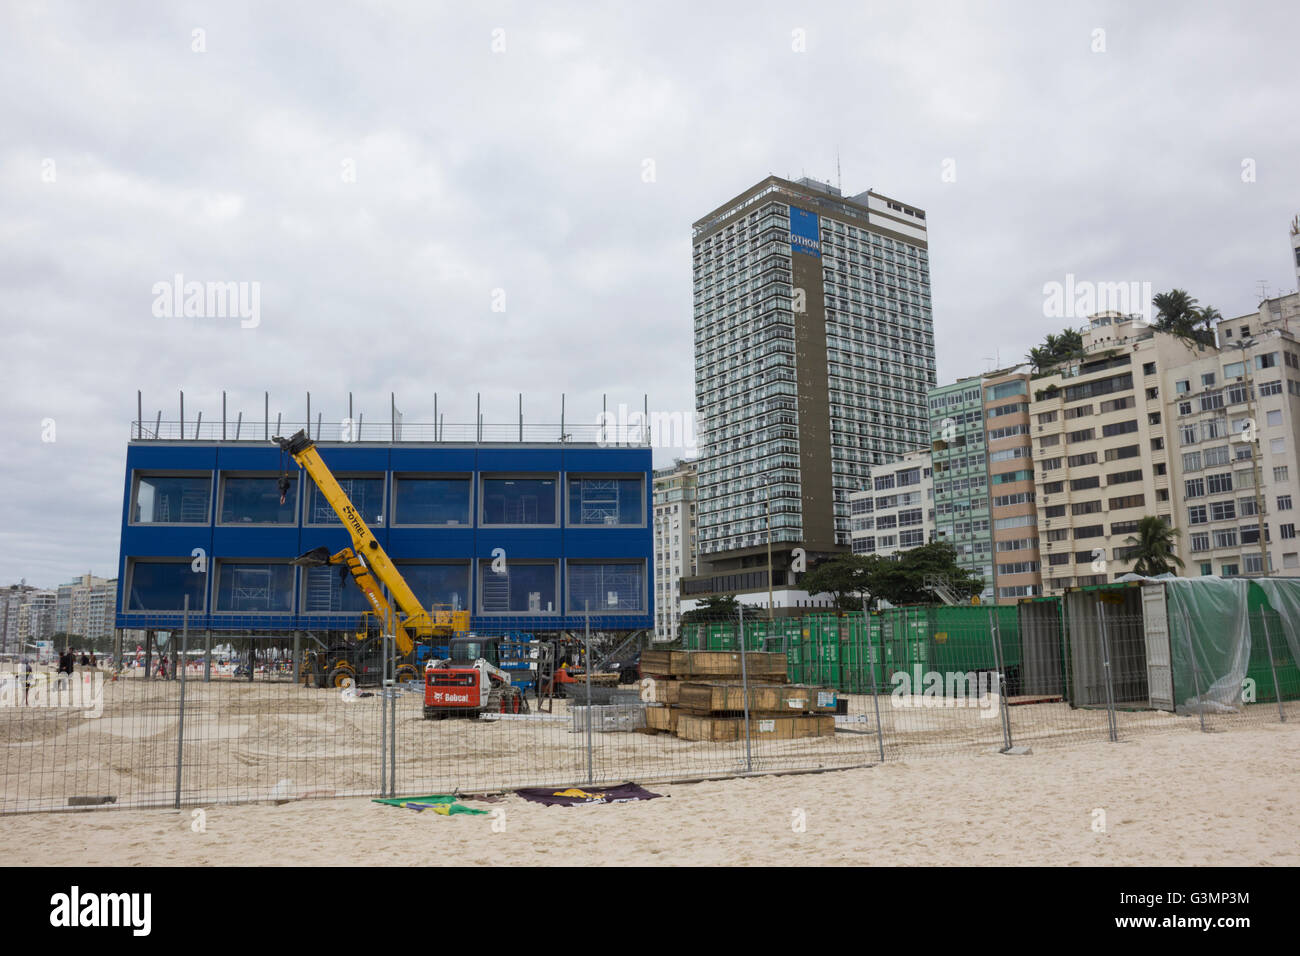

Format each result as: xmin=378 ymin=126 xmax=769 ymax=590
xmin=2 ymin=0 xmax=1298 ymax=587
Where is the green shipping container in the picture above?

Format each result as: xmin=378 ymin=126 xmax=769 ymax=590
xmin=803 ymin=614 xmax=845 ymax=689
xmin=839 ymin=612 xmax=879 ymax=693
xmin=705 ymin=623 xmax=738 ymax=650
xmin=743 ymin=619 xmax=772 ymax=652
xmin=880 ymin=606 xmax=932 ymax=686
xmin=928 ymin=605 xmax=1021 ymax=677
xmin=680 ymin=623 xmax=701 ymax=650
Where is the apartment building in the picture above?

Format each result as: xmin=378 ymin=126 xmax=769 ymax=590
xmin=16 ymin=590 xmax=56 ymax=646
xmin=984 ymin=370 xmax=1043 ymax=600
xmin=653 ymin=459 xmax=698 ymax=642
xmin=687 ymin=174 xmax=936 ymax=607
xmin=1173 ymin=292 xmax=1300 ymax=576
xmin=0 ymin=584 xmax=38 ymax=655
xmin=56 ymin=574 xmax=115 ymax=644
xmin=1030 ymin=299 xmax=1300 ymax=593
xmin=1032 ymin=313 xmax=1181 ymax=592
xmin=849 ymin=449 xmax=935 ymax=558
xmin=928 ymin=378 xmax=994 ymax=601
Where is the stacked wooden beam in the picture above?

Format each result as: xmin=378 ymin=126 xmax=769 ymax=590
xmin=639 ymin=650 xmax=837 ymax=741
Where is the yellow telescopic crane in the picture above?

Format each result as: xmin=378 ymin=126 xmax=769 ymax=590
xmin=274 ymin=430 xmax=469 ymax=687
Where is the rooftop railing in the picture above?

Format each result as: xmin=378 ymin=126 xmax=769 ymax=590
xmin=130 ymin=419 xmax=651 ymax=445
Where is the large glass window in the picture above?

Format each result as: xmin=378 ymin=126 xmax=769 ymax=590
xmin=220 ymin=476 xmax=297 ymax=524
xmin=214 ymin=562 xmax=294 ymax=612
xmin=986 ymin=379 xmax=1026 ymax=401
xmin=567 ymin=561 xmax=645 ymax=613
xmin=125 ymin=561 xmax=207 ymax=611
xmin=301 ymin=565 xmax=372 ymax=613
xmin=567 ymin=477 xmax=644 ymax=526
xmin=132 ymin=475 xmax=211 ymax=524
xmin=398 ymin=563 xmax=471 ymax=612
xmin=306 ymin=476 xmax=385 ymax=526
xmin=478 ymin=561 xmax=557 ymax=613
xmin=482 ymin=477 xmax=557 ymax=525
xmin=394 ymin=477 xmax=471 ymax=525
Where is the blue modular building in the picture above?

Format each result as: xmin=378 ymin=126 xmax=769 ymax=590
xmin=115 ymin=438 xmax=654 ymax=638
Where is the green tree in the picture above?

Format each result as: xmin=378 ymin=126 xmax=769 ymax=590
xmin=800 ymin=554 xmax=880 ymax=613
xmin=873 ymin=542 xmax=985 ymax=606
xmin=1026 ymin=327 xmax=1086 ymax=374
xmin=1152 ymin=289 xmax=1221 ymax=346
xmin=1124 ymin=516 xmax=1184 ymax=576
xmin=680 ymin=594 xmax=741 ymax=623
xmin=1152 ymin=289 xmax=1199 ymax=334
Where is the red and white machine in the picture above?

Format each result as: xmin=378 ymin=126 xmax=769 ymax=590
xmin=423 ymin=638 xmax=528 ymax=719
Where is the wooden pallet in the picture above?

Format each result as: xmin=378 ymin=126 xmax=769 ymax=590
xmin=677 ymin=682 xmax=837 ymax=715
xmin=643 ymin=703 xmax=680 ymax=733
xmin=644 ymin=678 xmax=681 ymax=705
xmin=675 ymin=713 xmax=836 ymax=742
xmin=640 ymin=650 xmax=787 ymax=681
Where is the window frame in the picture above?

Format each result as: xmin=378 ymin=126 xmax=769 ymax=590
xmin=391 ymin=473 xmax=474 ymax=527
xmin=565 ymin=559 xmax=648 ymax=615
xmin=304 ymin=472 xmax=388 ymax=527
xmin=128 ymin=470 xmax=214 ymax=527
xmin=211 ymin=559 xmax=296 ymax=615
xmin=564 ymin=473 xmax=648 ymax=529
xmin=479 ymin=473 xmax=561 ymax=528
xmin=216 ymin=471 xmax=300 ymax=527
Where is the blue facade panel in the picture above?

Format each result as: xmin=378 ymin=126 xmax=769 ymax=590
xmin=116 ymin=442 xmax=654 ymax=633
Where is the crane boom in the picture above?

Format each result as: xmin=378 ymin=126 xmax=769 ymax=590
xmin=275 ymin=430 xmax=465 ymax=657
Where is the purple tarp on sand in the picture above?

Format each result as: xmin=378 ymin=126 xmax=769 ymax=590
xmin=513 ymin=783 xmax=662 ymax=806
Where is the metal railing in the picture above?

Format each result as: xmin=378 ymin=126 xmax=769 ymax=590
xmin=130 ymin=420 xmax=651 ymax=445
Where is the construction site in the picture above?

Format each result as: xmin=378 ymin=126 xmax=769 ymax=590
xmin=0 ymin=394 xmax=1297 ymax=814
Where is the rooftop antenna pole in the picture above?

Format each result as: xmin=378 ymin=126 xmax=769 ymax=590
xmin=222 ymin=391 xmax=227 ymax=440
xmin=137 ymin=390 xmax=143 ymax=440
xmin=836 ymin=147 xmax=841 ymax=192
xmin=179 ymin=390 xmax=184 ymax=439
xmin=264 ymin=392 xmax=269 ymax=440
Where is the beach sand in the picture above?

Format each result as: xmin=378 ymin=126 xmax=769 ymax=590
xmin=4 ymin=723 xmax=1296 ymax=866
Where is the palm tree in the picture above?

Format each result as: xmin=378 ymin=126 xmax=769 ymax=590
xmin=1058 ymin=327 xmax=1084 ymax=357
xmin=1152 ymin=289 xmax=1199 ymax=332
xmin=1197 ymin=306 xmax=1223 ymax=334
xmin=1027 ymin=327 xmax=1086 ymax=374
xmin=1124 ymin=516 xmax=1185 ymax=576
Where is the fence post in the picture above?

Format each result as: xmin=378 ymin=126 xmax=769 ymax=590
xmin=584 ymin=601 xmax=593 ymax=786
xmin=1259 ymin=611 xmax=1286 ymax=723
xmin=173 ymin=596 xmax=189 ymax=809
xmin=203 ymin=629 xmax=211 ymax=682
xmin=380 ymin=613 xmax=389 ymax=798
xmin=1180 ymin=607 xmax=1207 ymax=733
xmin=988 ymin=608 xmax=1013 ymax=751
xmin=1096 ymin=600 xmax=1120 ymax=742
xmin=389 ymin=607 xmax=397 ymax=798
xmin=738 ymin=603 xmax=752 ymax=773
xmin=865 ymin=596 xmax=885 ymax=763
